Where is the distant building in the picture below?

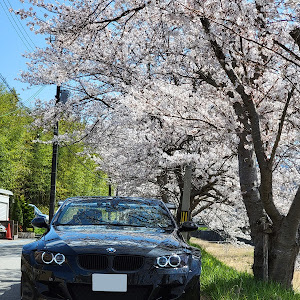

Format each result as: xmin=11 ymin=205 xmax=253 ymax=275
xmin=0 ymin=189 xmax=13 ymax=221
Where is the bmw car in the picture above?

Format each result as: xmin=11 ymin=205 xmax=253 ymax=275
xmin=21 ymin=197 xmax=201 ymax=300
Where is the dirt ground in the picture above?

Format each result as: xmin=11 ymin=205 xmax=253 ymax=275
xmin=190 ymin=238 xmax=300 ymax=292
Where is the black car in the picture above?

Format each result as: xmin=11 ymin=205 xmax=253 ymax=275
xmin=21 ymin=197 xmax=201 ymax=300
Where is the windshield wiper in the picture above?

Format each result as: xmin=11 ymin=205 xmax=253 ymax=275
xmin=106 ymin=223 xmax=146 ymax=228
xmin=159 ymin=225 xmax=175 ymax=231
xmin=54 ymin=223 xmax=80 ymax=226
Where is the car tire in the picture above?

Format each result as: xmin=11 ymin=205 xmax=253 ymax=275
xmin=188 ymin=277 xmax=200 ymax=300
xmin=195 ymin=279 xmax=200 ymax=299
xmin=21 ymin=273 xmax=35 ymax=300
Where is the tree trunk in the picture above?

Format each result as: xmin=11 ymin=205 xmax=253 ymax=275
xmin=173 ymin=167 xmax=184 ymax=224
xmin=268 ymin=222 xmax=300 ymax=288
xmin=157 ymin=172 xmax=169 ymax=203
xmin=237 ymin=132 xmax=266 ymax=279
xmin=269 ymin=231 xmax=299 ymax=288
xmin=201 ymin=15 xmax=300 ymax=288
xmin=234 ymin=99 xmax=299 ymax=286
xmin=234 ymin=102 xmax=265 ymax=279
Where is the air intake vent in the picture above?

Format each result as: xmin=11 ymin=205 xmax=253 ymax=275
xmin=68 ymin=284 xmax=152 ymax=300
xmin=78 ymin=254 xmax=144 ymax=271
xmin=113 ymin=255 xmax=144 ymax=271
xmin=78 ymin=254 xmax=108 ymax=270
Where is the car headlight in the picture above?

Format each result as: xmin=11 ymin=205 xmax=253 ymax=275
xmin=156 ymin=254 xmax=188 ymax=268
xmin=34 ymin=251 xmax=66 ymax=265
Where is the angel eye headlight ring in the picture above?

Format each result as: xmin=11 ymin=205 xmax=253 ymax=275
xmin=156 ymin=254 xmax=187 ymax=268
xmin=157 ymin=256 xmax=168 ymax=267
xmin=169 ymin=254 xmax=181 ymax=268
xmin=41 ymin=252 xmax=54 ymax=264
xmin=36 ymin=251 xmax=66 ymax=265
xmin=54 ymin=253 xmax=65 ymax=265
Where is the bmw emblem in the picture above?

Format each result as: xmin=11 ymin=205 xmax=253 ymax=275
xmin=106 ymin=247 xmax=116 ymax=253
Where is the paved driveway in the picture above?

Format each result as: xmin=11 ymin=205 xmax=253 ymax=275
xmin=0 ymin=239 xmax=35 ymax=300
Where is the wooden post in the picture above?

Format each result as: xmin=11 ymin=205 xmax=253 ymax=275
xmin=262 ymin=220 xmax=269 ymax=281
xmin=181 ymin=165 xmax=192 ymax=241
xmin=260 ymin=216 xmax=271 ymax=282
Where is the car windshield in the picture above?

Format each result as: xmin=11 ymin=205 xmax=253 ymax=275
xmin=54 ymin=198 xmax=175 ymax=230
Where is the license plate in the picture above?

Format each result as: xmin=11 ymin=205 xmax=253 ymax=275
xmin=92 ymin=274 xmax=127 ymax=292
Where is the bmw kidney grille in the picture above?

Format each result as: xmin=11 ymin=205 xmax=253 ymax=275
xmin=78 ymin=254 xmax=145 ymax=271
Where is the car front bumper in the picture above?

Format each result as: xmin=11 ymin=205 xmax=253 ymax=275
xmin=21 ymin=254 xmax=201 ymax=300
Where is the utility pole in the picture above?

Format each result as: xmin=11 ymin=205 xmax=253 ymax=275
xmin=49 ymin=86 xmax=60 ymax=222
xmin=108 ymin=183 xmax=112 ymax=196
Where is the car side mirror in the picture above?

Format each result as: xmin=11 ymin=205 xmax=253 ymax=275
xmin=178 ymin=221 xmax=198 ymax=232
xmin=165 ymin=203 xmax=177 ymax=210
xmin=31 ymin=217 xmax=50 ymax=230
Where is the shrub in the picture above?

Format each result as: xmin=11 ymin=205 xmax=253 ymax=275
xmin=12 ymin=198 xmax=23 ymax=226
xmin=20 ymin=197 xmax=35 ymax=231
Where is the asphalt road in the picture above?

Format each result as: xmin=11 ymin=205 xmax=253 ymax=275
xmin=0 ymin=239 xmax=35 ymax=300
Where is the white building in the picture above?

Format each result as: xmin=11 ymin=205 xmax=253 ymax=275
xmin=0 ymin=189 xmax=13 ymax=221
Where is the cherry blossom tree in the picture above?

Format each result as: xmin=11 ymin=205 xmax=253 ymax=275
xmin=85 ymin=82 xmax=241 ymax=230
xmin=187 ymin=1 xmax=300 ymax=286
xmin=15 ymin=0 xmax=300 ymax=287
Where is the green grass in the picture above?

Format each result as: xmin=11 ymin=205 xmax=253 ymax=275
xmin=198 ymin=226 xmax=209 ymax=231
xmin=34 ymin=227 xmax=47 ymax=235
xmin=190 ymin=243 xmax=300 ymax=300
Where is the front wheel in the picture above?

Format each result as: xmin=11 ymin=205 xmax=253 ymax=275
xmin=192 ymin=278 xmax=200 ymax=299
xmin=185 ymin=276 xmax=200 ymax=300
xmin=21 ymin=273 xmax=35 ymax=300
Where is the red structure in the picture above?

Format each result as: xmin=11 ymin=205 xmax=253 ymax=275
xmin=6 ymin=222 xmax=12 ymax=240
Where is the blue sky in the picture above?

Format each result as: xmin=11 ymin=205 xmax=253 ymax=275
xmin=0 ymin=0 xmax=55 ymax=107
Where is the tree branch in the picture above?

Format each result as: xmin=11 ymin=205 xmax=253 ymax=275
xmin=200 ymin=17 xmax=282 ymax=224
xmin=286 ymin=186 xmax=300 ymax=236
xmin=195 ymin=70 xmax=221 ymax=88
xmin=290 ymin=28 xmax=300 ymax=49
xmin=94 ymin=3 xmax=147 ymax=25
xmin=269 ymin=86 xmax=295 ymax=164
xmin=274 ymin=40 xmax=300 ymax=62
xmin=200 ymin=17 xmax=268 ymax=170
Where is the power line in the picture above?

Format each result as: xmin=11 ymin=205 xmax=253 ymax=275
xmin=0 ymin=88 xmax=46 ymax=118
xmin=0 ymin=73 xmax=19 ymax=102
xmin=0 ymin=1 xmax=46 ymax=112
xmin=0 ymin=1 xmax=53 ymax=110
xmin=1 ymin=0 xmax=35 ymax=51
xmin=0 ymin=1 xmax=31 ymax=51
xmin=5 ymin=0 xmax=36 ymax=48
xmin=24 ymin=86 xmax=46 ymax=104
xmin=0 ymin=74 xmax=46 ymax=118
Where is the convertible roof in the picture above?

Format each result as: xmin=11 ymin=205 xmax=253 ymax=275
xmin=65 ymin=196 xmax=161 ymax=201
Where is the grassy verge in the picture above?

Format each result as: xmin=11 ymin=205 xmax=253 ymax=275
xmin=190 ymin=243 xmax=300 ymax=300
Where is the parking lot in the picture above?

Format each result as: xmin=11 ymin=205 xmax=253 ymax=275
xmin=0 ymin=239 xmax=35 ymax=300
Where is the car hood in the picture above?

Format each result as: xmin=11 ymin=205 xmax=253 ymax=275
xmin=39 ymin=225 xmax=189 ymax=256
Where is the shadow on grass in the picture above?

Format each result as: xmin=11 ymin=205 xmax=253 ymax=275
xmin=202 ymin=275 xmax=300 ymax=300
xmin=189 ymin=243 xmax=300 ymax=300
